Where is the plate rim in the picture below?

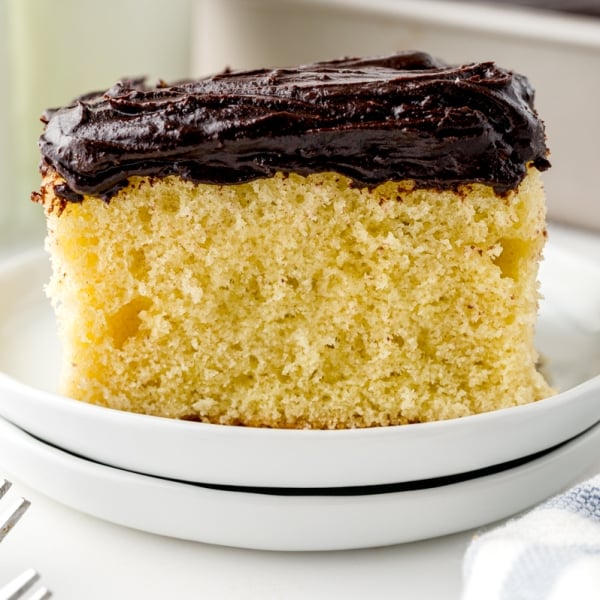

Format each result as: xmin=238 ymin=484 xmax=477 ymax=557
xmin=1 ymin=414 xmax=599 ymax=550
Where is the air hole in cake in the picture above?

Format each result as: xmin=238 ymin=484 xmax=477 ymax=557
xmin=277 ymin=370 xmax=292 ymax=384
xmin=137 ymin=206 xmax=152 ymax=222
xmin=137 ymin=206 xmax=153 ymax=232
xmin=286 ymin=276 xmax=300 ymax=289
xmin=158 ymin=193 xmax=181 ymax=213
xmin=232 ymin=373 xmax=255 ymax=386
xmin=417 ymin=329 xmax=435 ymax=358
xmin=127 ymin=248 xmax=147 ymax=279
xmin=107 ymin=296 xmax=152 ymax=349
xmin=351 ymin=334 xmax=367 ymax=357
xmin=245 ymin=275 xmax=261 ymax=299
xmin=390 ymin=334 xmax=405 ymax=348
xmin=84 ymin=252 xmax=99 ymax=270
xmin=493 ymin=237 xmax=529 ymax=280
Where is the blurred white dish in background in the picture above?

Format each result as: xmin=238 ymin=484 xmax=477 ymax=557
xmin=4 ymin=0 xmax=193 ymax=237
xmin=0 ymin=234 xmax=599 ymax=488
xmin=193 ymin=0 xmax=600 ymax=231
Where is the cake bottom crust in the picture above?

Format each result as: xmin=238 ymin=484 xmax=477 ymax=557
xmin=40 ymin=169 xmax=554 ymax=428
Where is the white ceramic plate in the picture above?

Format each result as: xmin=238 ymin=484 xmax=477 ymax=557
xmin=0 ymin=241 xmax=599 ymax=488
xmin=1 ymin=415 xmax=599 ymax=551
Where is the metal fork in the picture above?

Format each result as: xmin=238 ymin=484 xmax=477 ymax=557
xmin=0 ymin=480 xmax=52 ymax=600
xmin=0 ymin=480 xmax=30 ymax=545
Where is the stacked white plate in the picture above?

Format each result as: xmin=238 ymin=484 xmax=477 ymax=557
xmin=0 ymin=236 xmax=599 ymax=551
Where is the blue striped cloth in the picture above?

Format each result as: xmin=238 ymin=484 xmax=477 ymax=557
xmin=462 ymin=474 xmax=600 ymax=599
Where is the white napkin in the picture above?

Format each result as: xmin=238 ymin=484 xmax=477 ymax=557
xmin=461 ymin=474 xmax=600 ymax=600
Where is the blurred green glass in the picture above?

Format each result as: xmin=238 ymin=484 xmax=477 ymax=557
xmin=1 ymin=0 xmax=192 ymax=246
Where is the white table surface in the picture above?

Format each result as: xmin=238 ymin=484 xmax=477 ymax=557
xmin=0 ymin=222 xmax=599 ymax=600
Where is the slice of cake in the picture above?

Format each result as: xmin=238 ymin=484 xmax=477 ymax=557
xmin=33 ymin=51 xmax=554 ymax=429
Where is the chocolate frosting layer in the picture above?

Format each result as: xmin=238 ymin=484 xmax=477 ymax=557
xmin=38 ymin=51 xmax=550 ymax=201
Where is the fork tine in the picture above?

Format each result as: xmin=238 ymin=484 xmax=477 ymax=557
xmin=0 ymin=568 xmax=39 ymax=600
xmin=26 ymin=588 xmax=52 ymax=600
xmin=0 ymin=480 xmax=11 ymax=501
xmin=0 ymin=498 xmax=31 ymax=544
xmin=0 ymin=483 xmax=52 ymax=599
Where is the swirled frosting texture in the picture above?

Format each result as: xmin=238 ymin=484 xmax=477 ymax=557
xmin=39 ymin=51 xmax=550 ymax=201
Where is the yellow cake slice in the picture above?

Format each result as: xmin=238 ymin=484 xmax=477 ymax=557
xmin=34 ymin=52 xmax=554 ymax=428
